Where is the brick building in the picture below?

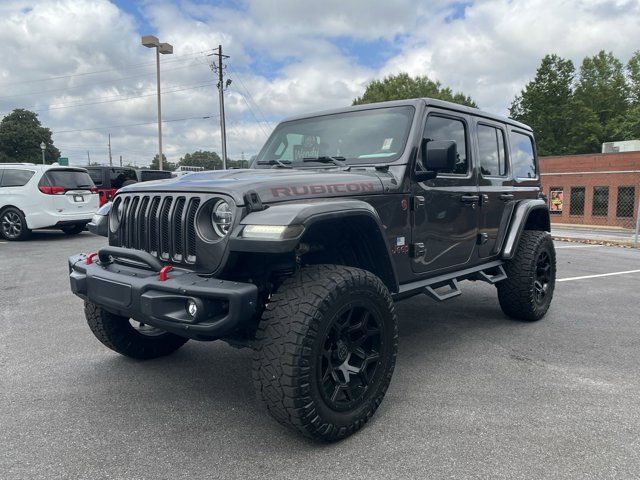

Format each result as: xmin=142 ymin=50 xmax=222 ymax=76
xmin=539 ymin=152 xmax=640 ymax=229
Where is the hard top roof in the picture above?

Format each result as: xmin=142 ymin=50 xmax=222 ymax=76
xmin=281 ymin=97 xmax=532 ymax=132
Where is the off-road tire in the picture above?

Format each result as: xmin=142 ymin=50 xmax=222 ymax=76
xmin=252 ymin=265 xmax=398 ymax=442
xmin=61 ymin=224 xmax=85 ymax=235
xmin=497 ymin=231 xmax=556 ymax=321
xmin=84 ymin=302 xmax=189 ymax=359
xmin=0 ymin=207 xmax=31 ymax=241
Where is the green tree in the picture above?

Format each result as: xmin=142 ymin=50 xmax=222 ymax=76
xmin=353 ymin=73 xmax=477 ymax=107
xmin=0 ymin=109 xmax=60 ymax=163
xmin=628 ymin=50 xmax=640 ymax=104
xmin=509 ymin=54 xmax=576 ymax=156
xmin=180 ymin=150 xmax=222 ymax=170
xmin=150 ymin=153 xmax=176 ymax=171
xmin=573 ymin=50 xmax=630 ymax=145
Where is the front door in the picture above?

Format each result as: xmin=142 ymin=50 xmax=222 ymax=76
xmin=411 ymin=111 xmax=479 ymax=274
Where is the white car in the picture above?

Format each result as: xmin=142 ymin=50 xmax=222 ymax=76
xmin=0 ymin=163 xmax=99 ymax=241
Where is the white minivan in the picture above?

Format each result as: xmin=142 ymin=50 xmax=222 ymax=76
xmin=0 ymin=163 xmax=99 ymax=240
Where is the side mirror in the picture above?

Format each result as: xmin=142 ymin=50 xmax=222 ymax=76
xmin=421 ymin=139 xmax=457 ymax=172
xmin=87 ymin=202 xmax=111 ymax=237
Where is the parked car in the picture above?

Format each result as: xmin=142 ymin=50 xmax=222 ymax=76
xmin=0 ymin=163 xmax=98 ymax=240
xmin=69 ymin=98 xmax=555 ymax=441
xmin=85 ymin=167 xmax=172 ymax=206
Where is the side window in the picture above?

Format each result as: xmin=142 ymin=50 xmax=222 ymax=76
xmin=110 ymin=168 xmax=136 ymax=189
xmin=423 ymin=115 xmax=468 ymax=175
xmin=0 ymin=169 xmax=35 ymax=187
xmin=477 ymin=124 xmax=507 ymax=176
xmin=88 ymin=169 xmax=103 ymax=186
xmin=509 ymin=131 xmax=537 ymax=179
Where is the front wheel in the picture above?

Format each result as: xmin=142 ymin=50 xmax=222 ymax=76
xmin=61 ymin=224 xmax=85 ymax=235
xmin=497 ymin=230 xmax=556 ymax=321
xmin=84 ymin=302 xmax=189 ymax=359
xmin=253 ymin=265 xmax=398 ymax=442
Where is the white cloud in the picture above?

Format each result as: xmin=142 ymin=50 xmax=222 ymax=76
xmin=0 ymin=0 xmax=639 ymax=167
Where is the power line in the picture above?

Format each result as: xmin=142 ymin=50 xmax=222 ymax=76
xmin=52 ymin=114 xmax=217 ymax=134
xmin=0 ymin=49 xmax=215 ymax=87
xmin=227 ymin=66 xmax=274 ymax=130
xmin=0 ymin=60 xmax=208 ymax=101
xmin=230 ymin=88 xmax=271 ymax=138
xmin=20 ymin=82 xmax=216 ymax=114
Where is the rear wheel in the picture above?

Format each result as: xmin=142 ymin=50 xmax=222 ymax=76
xmin=60 ymin=224 xmax=85 ymax=235
xmin=253 ymin=265 xmax=398 ymax=442
xmin=0 ymin=207 xmax=31 ymax=241
xmin=497 ymin=230 xmax=556 ymax=321
xmin=84 ymin=302 xmax=189 ymax=359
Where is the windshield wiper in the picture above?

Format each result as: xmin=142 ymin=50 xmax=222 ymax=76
xmin=302 ymin=156 xmax=347 ymax=167
xmin=256 ymin=159 xmax=293 ymax=169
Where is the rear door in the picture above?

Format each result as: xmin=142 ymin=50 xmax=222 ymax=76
xmin=41 ymin=169 xmax=98 ymax=215
xmin=474 ymin=120 xmax=514 ymax=258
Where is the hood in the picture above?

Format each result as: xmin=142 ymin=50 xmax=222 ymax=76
xmin=119 ymin=168 xmax=387 ymax=205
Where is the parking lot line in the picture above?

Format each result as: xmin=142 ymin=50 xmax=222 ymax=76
xmin=558 ymin=269 xmax=640 ymax=282
xmin=554 ymin=244 xmax=601 ymax=249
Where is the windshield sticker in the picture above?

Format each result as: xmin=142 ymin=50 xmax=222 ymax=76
xmin=396 ymin=236 xmax=405 ymax=247
xmin=382 ymin=138 xmax=393 ymax=150
xmin=293 ymin=135 xmax=320 ymax=161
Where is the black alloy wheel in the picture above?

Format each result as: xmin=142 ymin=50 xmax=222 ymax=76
xmin=319 ymin=304 xmax=382 ymax=411
xmin=534 ymin=250 xmax=552 ymax=305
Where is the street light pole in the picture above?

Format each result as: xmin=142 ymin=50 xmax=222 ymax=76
xmin=40 ymin=142 xmax=46 ymax=165
xmin=142 ymin=35 xmax=173 ymax=170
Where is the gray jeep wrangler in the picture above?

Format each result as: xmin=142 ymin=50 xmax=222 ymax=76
xmin=69 ymin=98 xmax=555 ymax=442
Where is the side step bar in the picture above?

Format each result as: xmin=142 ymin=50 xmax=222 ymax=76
xmin=393 ymin=261 xmax=507 ymax=302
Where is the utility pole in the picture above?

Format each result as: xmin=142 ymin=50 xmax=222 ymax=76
xmin=211 ymin=45 xmax=230 ymax=170
xmin=108 ymin=133 xmax=113 ymax=166
xmin=119 ymin=155 xmax=122 ymax=167
xmin=87 ymin=151 xmax=90 ymax=166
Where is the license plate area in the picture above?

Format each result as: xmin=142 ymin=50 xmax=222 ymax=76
xmin=74 ymin=195 xmax=84 ymax=202
xmin=87 ymin=277 xmax=132 ymax=308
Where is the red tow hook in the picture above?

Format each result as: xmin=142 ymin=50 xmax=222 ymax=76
xmin=86 ymin=252 xmax=98 ymax=265
xmin=159 ymin=265 xmax=173 ymax=281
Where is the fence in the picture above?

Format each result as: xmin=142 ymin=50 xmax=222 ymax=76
xmin=539 ymin=152 xmax=640 ymax=247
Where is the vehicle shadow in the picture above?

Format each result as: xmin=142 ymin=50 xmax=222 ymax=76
xmin=73 ymin=285 xmax=518 ymax=449
xmin=26 ymin=229 xmax=92 ymax=242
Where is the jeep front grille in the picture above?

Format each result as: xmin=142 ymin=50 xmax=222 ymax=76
xmin=113 ymin=193 xmax=201 ymax=264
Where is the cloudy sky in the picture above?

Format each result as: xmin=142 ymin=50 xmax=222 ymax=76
xmin=1 ymin=0 xmax=639 ymax=167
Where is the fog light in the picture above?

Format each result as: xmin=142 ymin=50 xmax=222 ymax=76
xmin=186 ymin=299 xmax=198 ymax=318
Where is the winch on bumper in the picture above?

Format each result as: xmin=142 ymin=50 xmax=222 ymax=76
xmin=68 ymin=246 xmax=259 ymax=340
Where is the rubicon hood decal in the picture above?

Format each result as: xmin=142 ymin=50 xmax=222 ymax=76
xmin=120 ymin=168 xmax=385 ymax=205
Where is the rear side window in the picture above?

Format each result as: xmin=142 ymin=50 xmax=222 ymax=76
xmin=0 ymin=169 xmax=35 ymax=187
xmin=509 ymin=131 xmax=537 ymax=179
xmin=110 ymin=168 xmax=136 ymax=189
xmin=477 ymin=124 xmax=507 ymax=176
xmin=87 ymin=169 xmax=103 ymax=186
xmin=43 ymin=170 xmax=94 ymax=189
xmin=423 ymin=115 xmax=468 ymax=174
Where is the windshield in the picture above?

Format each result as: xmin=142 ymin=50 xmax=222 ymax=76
xmin=253 ymin=106 xmax=415 ymax=168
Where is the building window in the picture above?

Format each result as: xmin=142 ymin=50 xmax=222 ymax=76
xmin=616 ymin=186 xmax=635 ymax=218
xmin=477 ymin=124 xmax=507 ymax=176
xmin=592 ymin=186 xmax=609 ymax=217
xmin=549 ymin=187 xmax=563 ymax=214
xmin=569 ymin=187 xmax=585 ymax=215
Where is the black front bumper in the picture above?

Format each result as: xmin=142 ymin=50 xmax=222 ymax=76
xmin=68 ymin=248 xmax=258 ymax=340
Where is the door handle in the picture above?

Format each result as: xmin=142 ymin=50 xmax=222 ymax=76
xmin=460 ymin=194 xmax=480 ymax=204
xmin=499 ymin=193 xmax=515 ymax=201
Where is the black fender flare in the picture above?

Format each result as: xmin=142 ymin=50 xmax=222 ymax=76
xmin=501 ymin=199 xmax=551 ymax=260
xmin=228 ymin=199 xmax=399 ymax=292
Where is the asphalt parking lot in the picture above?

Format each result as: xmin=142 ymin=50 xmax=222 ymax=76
xmin=1 ymin=232 xmax=639 ymax=479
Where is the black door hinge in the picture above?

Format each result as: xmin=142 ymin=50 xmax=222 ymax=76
xmin=410 ymin=242 xmax=426 ymax=258
xmin=412 ymin=196 xmax=425 ymax=210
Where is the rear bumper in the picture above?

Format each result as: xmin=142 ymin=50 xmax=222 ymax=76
xmin=68 ymin=251 xmax=259 ymax=340
xmin=27 ymin=211 xmax=95 ymax=230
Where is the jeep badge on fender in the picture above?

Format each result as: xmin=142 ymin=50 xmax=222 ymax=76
xmin=68 ymin=98 xmax=555 ymax=442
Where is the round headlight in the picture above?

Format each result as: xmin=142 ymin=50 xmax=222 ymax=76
xmin=110 ymin=198 xmax=124 ymax=231
xmin=211 ymin=199 xmax=232 ymax=237
xmin=116 ymin=200 xmax=125 ymax=220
